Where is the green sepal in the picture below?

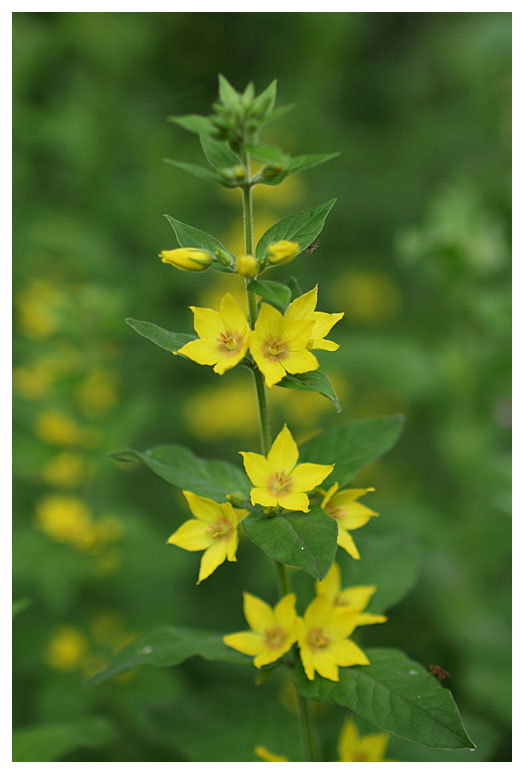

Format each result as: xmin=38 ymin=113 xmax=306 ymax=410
xmin=126 ymin=318 xmax=195 ymax=353
xmin=293 ymin=648 xmax=475 ymax=751
xmin=277 ymin=370 xmax=341 ymax=412
xmin=256 ymin=198 xmax=337 ymax=259
xmin=242 ymin=505 xmax=338 ymax=579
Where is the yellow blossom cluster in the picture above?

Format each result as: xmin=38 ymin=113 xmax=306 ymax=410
xmin=35 ymin=494 xmax=123 ymax=554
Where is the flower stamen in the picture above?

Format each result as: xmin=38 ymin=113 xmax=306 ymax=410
xmin=306 ymin=627 xmax=331 ymax=651
xmin=267 ymin=470 xmax=292 ymax=495
xmin=264 ymin=626 xmax=287 ymax=650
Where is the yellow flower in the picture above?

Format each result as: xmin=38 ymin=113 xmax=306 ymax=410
xmin=75 ymin=368 xmax=119 ymax=416
xmin=41 ymin=452 xmax=92 ymax=489
xmin=44 ymin=626 xmax=88 ymax=672
xmin=236 ymin=254 xmax=258 ymax=277
xmin=240 ymin=424 xmax=333 ymax=512
xmin=249 ymin=303 xmax=319 ymax=387
xmin=321 ymin=483 xmax=378 ymax=559
xmin=167 ymin=491 xmax=248 ymax=584
xmin=338 ymin=717 xmax=390 ymax=762
xmin=35 ymin=409 xmax=81 ymax=446
xmin=284 ymin=286 xmax=344 ymax=352
xmin=35 ymin=494 xmax=97 ymax=550
xmin=266 ymin=239 xmax=300 ymax=265
xmin=223 ymin=592 xmax=299 ymax=667
xmin=316 ymin=563 xmax=387 ymax=626
xmin=158 ymin=247 xmax=212 ymax=271
xmin=254 ymin=745 xmax=289 ymax=762
xmin=176 ymin=292 xmax=250 ymax=375
xmin=298 ymin=595 xmax=369 ymax=682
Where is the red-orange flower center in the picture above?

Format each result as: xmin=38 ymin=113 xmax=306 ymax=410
xmin=217 ymin=330 xmax=243 ymax=353
xmin=262 ymin=336 xmax=288 ymax=361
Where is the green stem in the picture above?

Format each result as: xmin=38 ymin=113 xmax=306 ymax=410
xmin=240 ymin=161 xmax=318 ymax=763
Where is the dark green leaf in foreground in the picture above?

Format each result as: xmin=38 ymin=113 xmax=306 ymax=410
xmin=86 ymin=626 xmax=251 ymax=686
xmin=12 ymin=716 xmax=116 ymax=762
xmin=109 ymin=444 xmax=250 ymax=501
xmin=255 ymin=198 xmax=337 ymax=259
xmin=242 ymin=505 xmax=337 ymax=579
xmin=300 ymin=415 xmax=405 ymax=488
xmin=278 ymin=370 xmax=341 ymax=413
xmin=163 ymin=158 xmax=232 ymax=186
xmin=126 ymin=318 xmax=195 ymax=353
xmin=164 ymin=214 xmax=234 ymax=260
xmin=248 ymin=278 xmax=292 ymax=310
xmin=294 ymin=648 xmax=475 ymax=750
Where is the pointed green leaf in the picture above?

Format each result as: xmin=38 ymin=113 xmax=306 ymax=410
xmin=164 ymin=214 xmax=234 ymax=259
xmin=86 ymin=626 xmax=251 ymax=686
xmin=200 ymin=134 xmax=240 ymax=170
xmin=277 ymin=370 xmax=341 ymax=412
xmin=287 ymin=152 xmax=340 ymax=176
xmin=248 ymin=278 xmax=292 ymax=310
xmin=12 ymin=716 xmax=116 ymax=762
xmin=299 ymin=415 xmax=405 ymax=488
xmin=251 ymin=79 xmax=277 ymax=119
xmin=168 ymin=114 xmax=215 ymax=135
xmin=265 ymin=102 xmax=296 ymax=124
xmin=242 ymin=505 xmax=337 ymax=579
xmin=245 ymin=143 xmax=287 ymax=167
xmin=126 ymin=318 xmax=195 ymax=353
xmin=294 ymin=648 xmax=475 ymax=750
xmin=109 ymin=444 xmax=250 ymax=501
xmin=256 ymin=199 xmax=337 ymax=259
xmin=218 ymin=74 xmax=241 ymax=108
xmin=163 ymin=158 xmax=231 ymax=186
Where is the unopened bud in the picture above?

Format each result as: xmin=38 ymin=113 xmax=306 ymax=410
xmin=226 ymin=492 xmax=247 ymax=507
xmin=266 ymin=240 xmax=300 ymax=266
xmin=236 ymin=254 xmax=258 ymax=278
xmin=215 ymin=248 xmax=232 ymax=267
xmin=158 ymin=248 xmax=212 ymax=272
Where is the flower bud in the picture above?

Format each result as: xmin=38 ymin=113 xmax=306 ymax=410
xmin=215 ymin=248 xmax=232 ymax=267
xmin=158 ymin=248 xmax=212 ymax=272
xmin=226 ymin=492 xmax=247 ymax=507
xmin=266 ymin=240 xmax=300 ymax=265
xmin=236 ymin=254 xmax=258 ymax=278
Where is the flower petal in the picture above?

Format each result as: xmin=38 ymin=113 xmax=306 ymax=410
xmin=243 ymin=592 xmax=275 ymax=633
xmin=189 ymin=306 xmax=224 ymax=340
xmin=316 ymin=562 xmax=342 ymax=602
xmin=327 ymin=638 xmax=370 ymax=667
xmin=326 ymin=608 xmax=359 ymax=640
xmin=283 ymin=349 xmax=319 ymax=375
xmin=250 ymin=487 xmax=278 ymax=508
xmin=177 ymin=338 xmax=219 ymax=366
xmin=310 ymin=310 xmax=344 ymax=340
xmin=253 ymin=302 xmax=283 ymax=339
xmin=213 ymin=343 xmax=248 ymax=375
xmin=225 ymin=530 xmax=239 ymax=562
xmin=219 ymin=292 xmax=249 ymax=334
xmin=338 ymin=502 xmax=378 ymax=530
xmin=321 ymin=482 xmax=339 ymax=509
xmin=311 ymin=338 xmax=339 ymax=352
xmin=182 ymin=491 xmax=222 ymax=523
xmin=284 ymin=286 xmax=318 ymax=321
xmin=274 ymin=593 xmax=298 ymax=632
xmin=338 ymin=718 xmax=360 ymax=762
xmin=239 ymin=451 xmax=271 ymax=487
xmin=338 ymin=585 xmax=377 ymax=612
xmin=223 ymin=630 xmax=264 ymax=656
xmin=356 ymin=612 xmax=388 ymax=626
xmin=267 ymin=424 xmax=298 ymax=473
xmin=358 ymin=733 xmax=390 ymax=761
xmin=337 ymin=527 xmax=361 ymax=559
xmin=303 ymin=594 xmax=332 ymax=629
xmin=299 ymin=644 xmax=315 ymax=680
xmin=291 ymin=462 xmax=334 ymax=491
xmin=312 ymin=651 xmax=340 ymax=681
xmin=277 ymin=490 xmax=310 ymax=512
xmin=197 ymin=540 xmax=228 ymax=583
xmin=166 ymin=519 xmax=213 ymax=551
xmin=282 ymin=318 xmax=314 ymax=348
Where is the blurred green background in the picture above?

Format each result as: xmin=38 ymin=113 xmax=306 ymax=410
xmin=12 ymin=11 xmax=511 ymax=762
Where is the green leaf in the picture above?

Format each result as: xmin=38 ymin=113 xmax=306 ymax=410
xmin=164 ymin=214 xmax=234 ymax=260
xmin=258 ymin=152 xmax=340 ymax=186
xmin=218 ymin=74 xmax=241 ymax=109
xmin=248 ymin=278 xmax=292 ymax=310
xmin=242 ymin=505 xmax=337 ymax=579
xmin=163 ymin=158 xmax=231 ymax=186
xmin=251 ymin=79 xmax=277 ymax=119
xmin=167 ymin=114 xmax=215 ymax=135
xmin=294 ymin=648 xmax=475 ymax=750
xmin=278 ymin=370 xmax=341 ymax=412
xmin=246 ymin=143 xmax=287 ymax=167
xmin=266 ymin=103 xmax=296 ymax=123
xmin=200 ymin=133 xmax=240 ymax=170
xmin=86 ymin=626 xmax=251 ymax=685
xmin=126 ymin=318 xmax=195 ymax=353
xmin=12 ymin=716 xmax=116 ymax=762
xmin=299 ymin=415 xmax=405 ymax=488
xmin=256 ymin=198 xmax=337 ymax=259
xmin=109 ymin=444 xmax=250 ymax=501
xmin=12 ymin=597 xmax=31 ymax=619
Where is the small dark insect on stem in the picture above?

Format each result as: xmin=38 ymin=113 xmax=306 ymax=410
xmin=429 ymin=664 xmax=451 ymax=681
xmin=305 ymin=239 xmax=319 ymax=254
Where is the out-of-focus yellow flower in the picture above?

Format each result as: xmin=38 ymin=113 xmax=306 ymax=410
xmin=316 ymin=563 xmax=387 ymax=626
xmin=13 ymin=362 xmax=55 ymax=400
xmin=284 ymin=286 xmax=344 ymax=351
xmin=199 ymin=274 xmax=247 ymax=313
xmin=321 ymin=484 xmax=378 ymax=559
xmin=236 ymin=254 xmax=258 ymax=277
xmin=35 ymin=494 xmax=96 ymax=549
xmin=223 ymin=592 xmax=299 ymax=667
xmin=240 ymin=424 xmax=333 ymax=512
xmin=34 ymin=409 xmax=99 ymax=448
xmin=266 ymin=239 xmax=300 ymax=265
xmin=76 ymin=368 xmax=119 ymax=416
xmin=338 ymin=717 xmax=390 ymax=762
xmin=177 ymin=293 xmax=250 ymax=375
xmin=331 ymin=270 xmax=401 ymax=326
xmin=41 ymin=452 xmax=92 ymax=489
xmin=167 ymin=491 xmax=249 ymax=584
xmin=254 ymin=745 xmax=289 ymax=762
xmin=298 ymin=595 xmax=369 ymax=682
xmin=92 ymin=516 xmax=124 ymax=544
xmin=183 ymin=381 xmax=257 ymax=440
xmin=44 ymin=626 xmax=88 ymax=672
xmin=249 ymin=303 xmax=318 ymax=387
xmin=16 ymin=280 xmax=64 ymax=340
xmin=90 ymin=611 xmax=126 ymax=647
xmin=158 ymin=247 xmax=212 ymax=272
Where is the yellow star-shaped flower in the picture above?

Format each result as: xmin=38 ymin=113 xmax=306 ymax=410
xmin=223 ymin=592 xmax=299 ymax=668
xmin=338 ymin=717 xmax=390 ymax=762
xmin=249 ymin=302 xmax=319 ymax=387
xmin=240 ymin=424 xmax=334 ymax=512
xmin=176 ymin=292 xmax=250 ymax=375
xmin=166 ymin=491 xmax=248 ymax=584
xmin=298 ymin=594 xmax=370 ymax=682
xmin=316 ymin=563 xmax=387 ymax=626
xmin=284 ymin=285 xmax=344 ymax=351
xmin=321 ymin=483 xmax=378 ymax=559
